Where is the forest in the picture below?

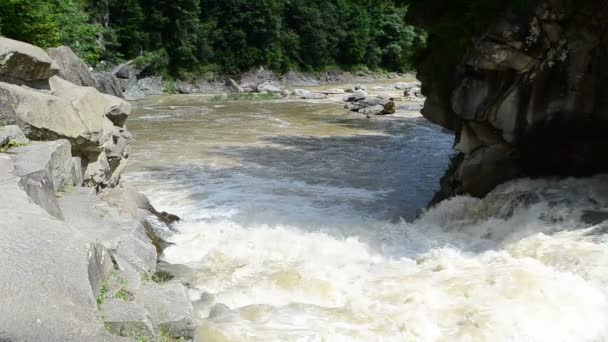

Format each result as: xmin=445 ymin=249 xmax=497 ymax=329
xmin=0 ymin=0 xmax=428 ymax=76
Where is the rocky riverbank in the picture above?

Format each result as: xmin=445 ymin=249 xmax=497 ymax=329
xmin=102 ymin=57 xmax=417 ymax=101
xmin=413 ymin=0 xmax=608 ymax=203
xmin=0 ymin=37 xmax=194 ymax=341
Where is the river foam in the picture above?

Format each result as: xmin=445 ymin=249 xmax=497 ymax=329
xmin=125 ymin=95 xmax=608 ymax=341
xmin=158 ymin=176 xmax=608 ymax=342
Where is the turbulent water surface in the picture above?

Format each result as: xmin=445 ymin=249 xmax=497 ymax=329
xmin=125 ymin=92 xmax=608 ymax=341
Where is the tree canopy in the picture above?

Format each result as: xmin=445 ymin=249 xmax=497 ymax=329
xmin=0 ymin=0 xmax=426 ymax=75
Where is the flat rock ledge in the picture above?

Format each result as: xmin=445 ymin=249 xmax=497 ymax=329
xmin=0 ymin=37 xmax=195 ymax=342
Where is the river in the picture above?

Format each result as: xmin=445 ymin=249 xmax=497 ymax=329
xmin=124 ymin=87 xmax=608 ymax=341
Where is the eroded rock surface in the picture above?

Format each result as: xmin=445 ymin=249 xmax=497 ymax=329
xmin=415 ymin=0 xmax=608 ymax=202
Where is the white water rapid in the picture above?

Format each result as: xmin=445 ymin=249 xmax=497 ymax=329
xmin=125 ymin=93 xmax=608 ymax=341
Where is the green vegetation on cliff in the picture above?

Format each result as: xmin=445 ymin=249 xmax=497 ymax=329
xmin=0 ymin=0 xmax=425 ymax=75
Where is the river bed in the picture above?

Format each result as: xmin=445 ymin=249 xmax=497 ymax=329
xmin=124 ymin=85 xmax=608 ymax=341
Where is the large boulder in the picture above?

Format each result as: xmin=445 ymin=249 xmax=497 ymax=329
xmin=102 ymin=299 xmax=159 ymax=341
xmin=0 ymin=155 xmax=123 ymax=342
xmin=415 ymin=0 xmax=608 ymax=202
xmin=93 ymin=72 xmax=125 ymax=98
xmin=0 ymin=37 xmax=59 ymax=85
xmin=142 ymin=282 xmax=196 ymax=339
xmin=0 ymin=73 xmax=132 ymax=189
xmin=9 ymin=140 xmax=74 ymax=218
xmin=257 ymin=82 xmax=282 ymax=94
xmin=47 ymin=46 xmax=96 ymax=87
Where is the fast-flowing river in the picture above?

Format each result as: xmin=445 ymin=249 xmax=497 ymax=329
xmin=125 ymin=90 xmax=608 ymax=341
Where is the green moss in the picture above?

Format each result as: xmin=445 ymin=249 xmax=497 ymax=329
xmin=159 ymin=327 xmax=187 ymax=342
xmin=0 ymin=140 xmax=28 ymax=153
xmin=141 ymin=270 xmax=174 ymax=284
xmin=115 ymin=287 xmax=135 ymax=302
xmin=97 ymin=280 xmax=108 ymax=306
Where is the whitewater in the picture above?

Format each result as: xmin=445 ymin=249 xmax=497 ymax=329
xmin=125 ymin=90 xmax=608 ymax=341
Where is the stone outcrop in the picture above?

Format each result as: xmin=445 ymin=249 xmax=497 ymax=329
xmin=47 ymin=46 xmax=97 ymax=87
xmin=0 ymin=37 xmax=59 ymax=86
xmin=415 ymin=0 xmax=608 ymax=203
xmin=46 ymin=45 xmax=125 ymax=98
xmin=0 ymin=38 xmax=132 ymax=189
xmin=0 ymin=38 xmax=194 ymax=341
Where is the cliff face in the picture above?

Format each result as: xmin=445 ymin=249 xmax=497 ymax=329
xmin=414 ymin=0 xmax=608 ymax=202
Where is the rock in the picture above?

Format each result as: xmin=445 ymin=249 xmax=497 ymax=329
xmin=115 ymin=234 xmax=158 ymax=273
xmin=394 ymin=82 xmax=419 ymax=90
xmin=87 ymin=243 xmax=114 ymax=299
xmin=324 ymin=88 xmax=345 ymax=94
xmin=0 ymin=81 xmax=102 ymax=143
xmin=416 ymin=0 xmax=608 ymax=202
xmin=124 ymin=76 xmax=164 ymax=101
xmin=142 ymin=282 xmax=196 ymax=339
xmin=102 ymin=299 xmax=159 ymax=341
xmin=84 ymin=151 xmax=111 ymax=187
xmin=177 ymin=82 xmax=196 ymax=94
xmin=293 ymin=89 xmax=327 ymax=99
xmin=0 ymin=37 xmax=59 ymax=85
xmin=354 ymin=84 xmax=367 ymax=91
xmin=0 ymin=154 xmax=123 ymax=341
xmin=103 ymin=94 xmax=131 ymax=127
xmin=112 ymin=61 xmax=138 ymax=80
xmin=93 ymin=72 xmax=124 ymax=98
xmin=113 ymin=255 xmax=144 ymax=297
xmin=360 ymin=105 xmax=385 ymax=116
xmin=46 ymin=46 xmax=96 ymax=87
xmin=404 ymin=86 xmax=423 ymax=99
xmin=11 ymin=140 xmax=73 ymax=192
xmin=0 ymin=125 xmax=29 ymax=147
xmin=224 ymin=78 xmax=244 ymax=93
xmin=344 ymin=90 xmax=368 ymax=103
xmin=257 ymin=82 xmax=282 ymax=93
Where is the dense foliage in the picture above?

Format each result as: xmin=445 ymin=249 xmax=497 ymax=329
xmin=403 ymin=0 xmax=534 ymax=80
xmin=0 ymin=0 xmax=425 ymax=75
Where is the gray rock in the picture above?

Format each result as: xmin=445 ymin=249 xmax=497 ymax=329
xmin=9 ymin=140 xmax=73 ymax=218
xmin=0 ymin=155 xmax=123 ymax=341
xmin=224 ymin=78 xmax=244 ymax=93
xmin=354 ymin=84 xmax=367 ymax=91
xmin=0 ymin=37 xmax=59 ymax=84
xmin=360 ymin=105 xmax=385 ymax=116
xmin=257 ymin=82 xmax=282 ymax=93
xmin=113 ymin=254 xmax=144 ymax=298
xmin=87 ymin=243 xmax=114 ymax=298
xmin=12 ymin=140 xmax=73 ymax=192
xmin=344 ymin=90 xmax=368 ymax=103
xmin=293 ymin=89 xmax=327 ymax=99
xmin=46 ymin=46 xmax=96 ymax=87
xmin=0 ymin=125 xmax=29 ymax=147
xmin=125 ymin=76 xmax=164 ymax=101
xmin=116 ymin=234 xmax=158 ymax=273
xmin=112 ymin=62 xmax=138 ymax=80
xmin=102 ymin=299 xmax=159 ymax=341
xmin=142 ymin=282 xmax=196 ymax=339
xmin=94 ymin=72 xmax=124 ymax=98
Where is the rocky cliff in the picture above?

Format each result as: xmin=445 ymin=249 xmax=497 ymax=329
xmin=0 ymin=38 xmax=194 ymax=341
xmin=413 ymin=0 xmax=608 ymax=203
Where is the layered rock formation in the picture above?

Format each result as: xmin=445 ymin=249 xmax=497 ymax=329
xmin=415 ymin=0 xmax=608 ymax=202
xmin=1 ymin=39 xmax=131 ymax=189
xmin=0 ymin=38 xmax=194 ymax=341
